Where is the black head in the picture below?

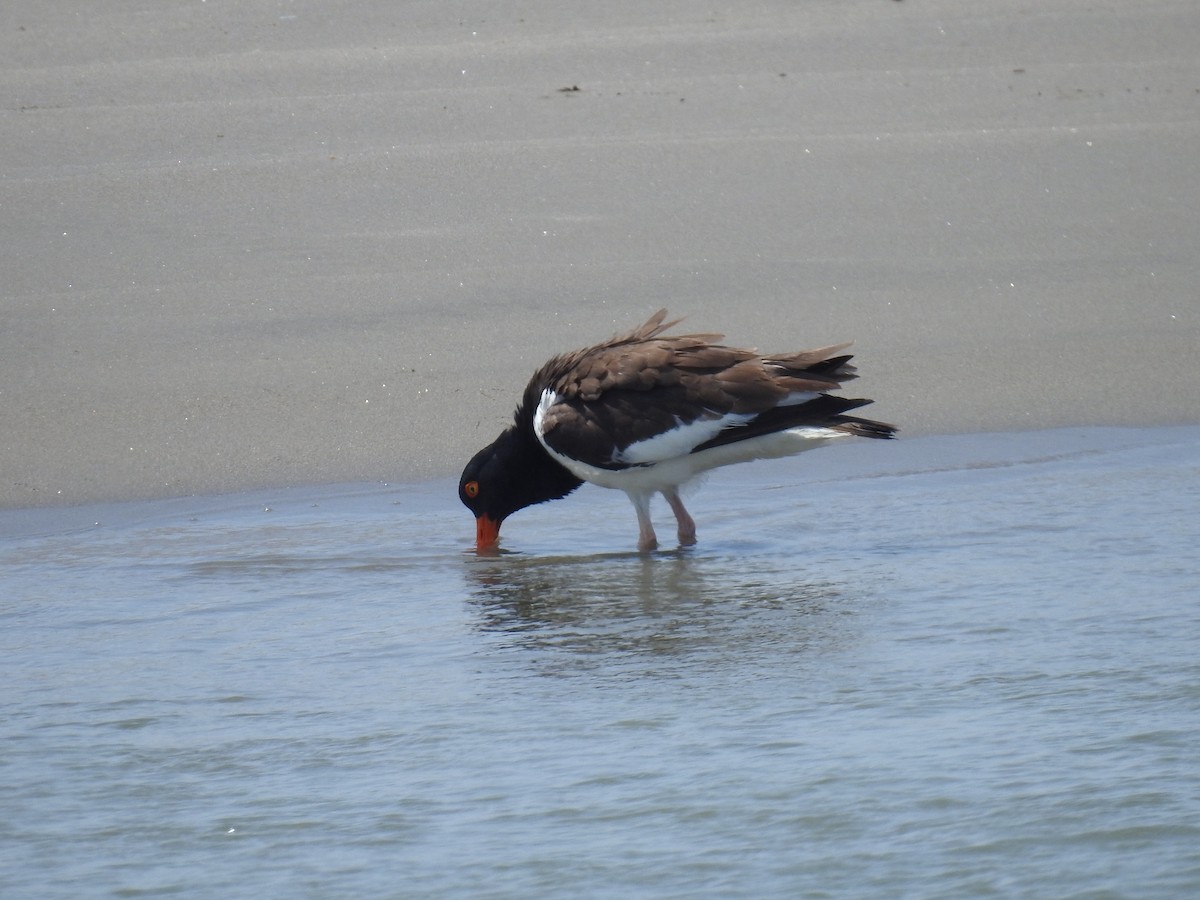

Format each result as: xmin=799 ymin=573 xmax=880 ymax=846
xmin=459 ymin=426 xmax=582 ymax=549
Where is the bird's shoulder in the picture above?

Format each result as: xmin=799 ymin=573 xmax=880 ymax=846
xmin=523 ymin=318 xmax=760 ymax=469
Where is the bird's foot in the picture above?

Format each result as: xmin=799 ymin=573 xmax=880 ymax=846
xmin=637 ymin=522 xmax=659 ymax=552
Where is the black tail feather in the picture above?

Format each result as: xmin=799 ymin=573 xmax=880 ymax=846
xmin=830 ymin=415 xmax=897 ymax=440
xmin=692 ymin=394 xmax=895 ymax=454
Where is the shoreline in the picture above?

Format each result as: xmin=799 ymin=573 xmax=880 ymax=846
xmin=3 ymin=423 xmax=1196 ymax=540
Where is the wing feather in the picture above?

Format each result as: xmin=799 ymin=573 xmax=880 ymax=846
xmin=525 ymin=310 xmax=891 ymax=469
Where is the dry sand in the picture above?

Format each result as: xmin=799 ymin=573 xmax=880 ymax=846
xmin=3 ymin=0 xmax=1199 ymax=509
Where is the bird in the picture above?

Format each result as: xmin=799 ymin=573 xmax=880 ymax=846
xmin=459 ymin=309 xmax=896 ymax=552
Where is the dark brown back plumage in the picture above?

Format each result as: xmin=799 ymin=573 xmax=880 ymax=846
xmin=525 ymin=309 xmax=895 ymax=469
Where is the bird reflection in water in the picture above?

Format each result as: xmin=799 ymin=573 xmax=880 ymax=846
xmin=462 ymin=550 xmax=861 ymax=666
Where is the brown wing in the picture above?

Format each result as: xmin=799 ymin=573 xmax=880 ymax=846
xmin=526 ymin=309 xmax=877 ymax=469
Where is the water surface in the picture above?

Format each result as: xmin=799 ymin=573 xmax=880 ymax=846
xmin=3 ymin=427 xmax=1199 ymax=897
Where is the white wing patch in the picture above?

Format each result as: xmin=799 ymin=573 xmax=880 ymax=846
xmin=616 ymin=412 xmax=754 ymax=465
xmin=778 ymin=390 xmax=819 ymax=407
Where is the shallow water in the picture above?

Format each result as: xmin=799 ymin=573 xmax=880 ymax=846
xmin=3 ymin=427 xmax=1199 ymax=898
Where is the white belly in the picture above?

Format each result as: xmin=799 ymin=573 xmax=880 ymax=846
xmin=539 ymin=417 xmax=847 ymax=495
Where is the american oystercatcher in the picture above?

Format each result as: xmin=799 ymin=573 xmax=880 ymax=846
xmin=459 ymin=309 xmax=895 ymax=551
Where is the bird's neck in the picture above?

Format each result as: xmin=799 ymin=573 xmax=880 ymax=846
xmin=511 ymin=402 xmax=583 ymax=504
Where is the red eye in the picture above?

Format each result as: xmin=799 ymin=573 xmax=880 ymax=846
xmin=464 ymin=481 xmax=480 ymax=499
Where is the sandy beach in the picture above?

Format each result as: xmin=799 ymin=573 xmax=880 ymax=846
xmin=3 ymin=0 xmax=1198 ymax=509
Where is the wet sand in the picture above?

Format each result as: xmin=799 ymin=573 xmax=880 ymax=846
xmin=4 ymin=1 xmax=1199 ymax=508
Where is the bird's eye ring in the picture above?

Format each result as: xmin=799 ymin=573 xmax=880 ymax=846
xmin=464 ymin=480 xmax=480 ymax=499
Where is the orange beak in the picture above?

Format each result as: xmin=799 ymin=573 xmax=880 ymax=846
xmin=475 ymin=514 xmax=501 ymax=550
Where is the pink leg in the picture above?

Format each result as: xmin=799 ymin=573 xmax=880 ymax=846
xmin=630 ymin=492 xmax=658 ymax=552
xmin=663 ymin=488 xmax=696 ymax=546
